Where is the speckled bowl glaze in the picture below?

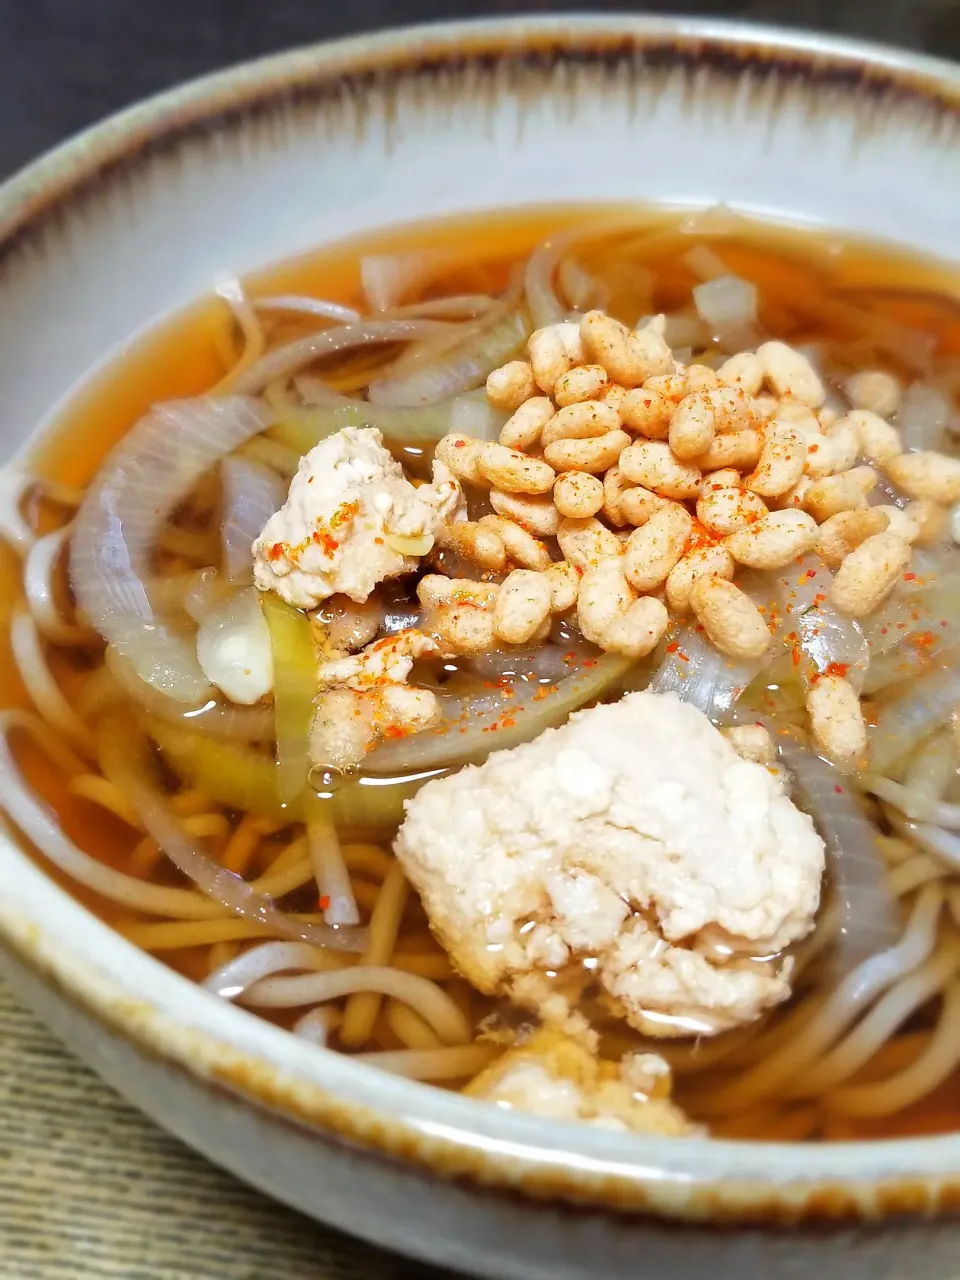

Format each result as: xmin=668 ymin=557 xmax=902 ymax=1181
xmin=1 ymin=17 xmax=959 ymax=1279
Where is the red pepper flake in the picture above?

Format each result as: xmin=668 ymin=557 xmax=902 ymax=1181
xmin=307 ymin=476 xmax=315 ymax=484
xmin=268 ymin=542 xmax=285 ymax=561
xmin=454 ymin=439 xmax=466 ymax=448
xmin=666 ymin=642 xmax=680 ymax=653
xmin=312 ymin=530 xmax=339 ymax=553
xmin=813 ymin=593 xmax=826 ymax=606
xmin=904 ymin=572 xmax=917 ymax=582
xmin=880 ymin=627 xmax=888 ymax=635
xmin=825 ymin=661 xmax=850 ymax=678
xmin=677 ymin=650 xmax=690 ymax=663
xmin=791 ymin=641 xmax=801 ymax=667
xmin=834 ymin=784 xmax=843 ymax=795
xmin=809 ymin=442 xmax=819 ymax=453
xmin=318 ymin=895 xmax=330 ymax=910
xmin=501 ymin=716 xmax=516 ymax=729
xmin=941 ymin=620 xmax=949 ymax=628
xmin=910 ymin=631 xmax=935 ymax=649
xmin=330 ymin=500 xmax=359 ymax=530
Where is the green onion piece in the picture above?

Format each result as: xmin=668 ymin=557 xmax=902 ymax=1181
xmin=264 ymin=387 xmax=455 ymax=454
xmin=144 ymin=713 xmax=446 ymax=828
xmin=261 ymin=593 xmax=317 ymax=804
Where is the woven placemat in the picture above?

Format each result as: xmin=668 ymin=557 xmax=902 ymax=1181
xmin=0 ymin=980 xmax=458 ymax=1279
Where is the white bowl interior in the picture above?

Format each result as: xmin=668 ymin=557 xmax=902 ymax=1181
xmin=2 ymin=15 xmax=960 ymax=1199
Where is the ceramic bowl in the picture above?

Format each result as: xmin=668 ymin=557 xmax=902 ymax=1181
xmin=1 ymin=16 xmax=959 ymax=1280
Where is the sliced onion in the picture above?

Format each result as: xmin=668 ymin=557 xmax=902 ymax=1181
xmin=659 ymin=311 xmax=709 ymax=350
xmin=221 ymin=455 xmax=285 ymax=584
xmin=868 ymin=664 xmax=960 ymax=774
xmin=235 ymin=319 xmax=449 ymax=395
xmin=213 ymin=278 xmax=267 ymax=394
xmin=897 ymin=382 xmax=949 ymax=453
xmin=196 ymin=588 xmax=273 ymax=707
xmin=252 ymin=295 xmax=361 ymax=323
xmin=449 ymin=389 xmax=509 ymax=441
xmin=770 ymin=554 xmax=833 ymax=622
xmin=524 ymin=220 xmax=637 ymax=328
xmin=182 ymin=568 xmax=233 ymax=624
xmin=648 ymin=625 xmax=765 ymax=720
xmin=682 ymin=244 xmax=730 ymax=281
xmin=363 ymin=652 xmax=632 ymax=775
xmin=778 ymin=738 xmax=901 ymax=976
xmin=366 ymin=308 xmax=530 ymax=408
xmin=105 ymin=645 xmax=273 ymax=741
xmin=797 ymin=605 xmax=869 ymax=692
xmin=903 ymin=728 xmax=958 ymax=801
xmin=361 ymin=251 xmax=457 ymax=312
xmin=381 ymin=294 xmax=497 ymax=320
xmin=101 ymin=716 xmax=365 ymax=952
xmin=692 ymin=274 xmax=758 ymax=348
xmin=267 ymin=388 xmax=456 ymax=454
xmin=524 ymin=237 xmax=568 ymax=329
xmin=70 ymin=396 xmax=271 ymax=703
xmin=24 ymin=522 xmax=95 ymax=645
xmin=556 ymin=255 xmax=604 ymax=314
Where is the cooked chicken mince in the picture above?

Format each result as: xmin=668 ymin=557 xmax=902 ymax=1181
xmin=5 ymin=208 xmax=960 ymax=1142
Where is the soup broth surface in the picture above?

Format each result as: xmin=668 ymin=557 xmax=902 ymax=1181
xmin=5 ymin=204 xmax=960 ymax=1144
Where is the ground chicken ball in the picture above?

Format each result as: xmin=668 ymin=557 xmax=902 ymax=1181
xmin=395 ymin=691 xmax=825 ymax=1037
xmin=253 ymin=426 xmax=462 ymax=608
xmin=311 ymin=630 xmax=441 ymax=769
xmin=465 ymin=1029 xmax=697 ymax=1135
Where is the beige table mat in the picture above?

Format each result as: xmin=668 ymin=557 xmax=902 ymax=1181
xmin=0 ymin=980 xmax=457 ymax=1279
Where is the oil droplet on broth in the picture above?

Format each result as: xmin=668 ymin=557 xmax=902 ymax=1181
xmin=309 ymin=765 xmax=343 ymax=799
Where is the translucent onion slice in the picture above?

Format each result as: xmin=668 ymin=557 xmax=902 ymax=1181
xmin=796 ymin=605 xmax=869 ymax=693
xmin=221 ymin=455 xmax=285 ymax=584
xmin=23 ymin=522 xmax=95 ymax=646
xmin=868 ymin=664 xmax=960 ymax=774
xmin=361 ymin=251 xmax=459 ymax=312
xmin=362 ymin=653 xmax=632 ymax=775
xmin=101 ymin=715 xmax=365 ymax=952
xmin=778 ymin=738 xmax=901 ymax=976
xmin=196 ymin=588 xmax=273 ymax=707
xmin=70 ymin=396 xmax=271 ymax=703
xmin=366 ymin=308 xmax=530 ymax=408
xmin=105 ymin=645 xmax=273 ymax=742
xmin=267 ymin=386 xmax=456 ymax=455
xmin=692 ymin=274 xmax=758 ymax=348
xmin=648 ymin=625 xmax=765 ymax=721
xmin=897 ymin=381 xmax=949 ymax=453
xmin=252 ymin=295 xmax=361 ymax=323
xmin=235 ymin=319 xmax=449 ymax=395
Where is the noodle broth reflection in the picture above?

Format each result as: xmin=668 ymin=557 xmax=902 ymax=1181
xmin=4 ymin=205 xmax=960 ymax=1141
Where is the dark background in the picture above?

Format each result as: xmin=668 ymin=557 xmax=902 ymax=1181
xmin=1 ymin=0 xmax=959 ymax=182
